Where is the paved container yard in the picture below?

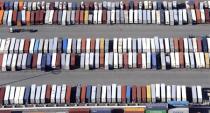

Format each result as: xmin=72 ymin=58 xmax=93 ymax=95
xmin=0 ymin=25 xmax=210 ymax=86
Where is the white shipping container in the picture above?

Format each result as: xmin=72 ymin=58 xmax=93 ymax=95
xmin=67 ymin=38 xmax=72 ymax=53
xmin=19 ymin=39 xmax=25 ymax=53
xmin=137 ymin=38 xmax=142 ymax=53
xmin=52 ymin=37 xmax=58 ymax=53
xmin=117 ymin=85 xmax=121 ymax=103
xmin=195 ymin=52 xmax=201 ymax=68
xmin=175 ymin=52 xmax=180 ymax=68
xmin=192 ymin=86 xmax=197 ymax=103
xmin=129 ymin=9 xmax=134 ymax=24
xmin=192 ymin=38 xmax=197 ymax=52
xmin=197 ymin=85 xmax=203 ymax=103
xmin=150 ymin=38 xmax=155 ymax=52
xmin=118 ymin=38 xmax=123 ymax=53
xmin=43 ymin=39 xmax=49 ymax=53
xmin=91 ymin=86 xmax=96 ymax=103
xmin=164 ymin=38 xmax=170 ymax=53
xmin=56 ymin=86 xmax=61 ymax=104
xmin=156 ymin=10 xmax=160 ymax=24
xmin=2 ymin=53 xmax=7 ymax=71
xmin=182 ymin=9 xmax=188 ymax=24
xmin=128 ymin=52 xmax=133 ymax=68
xmin=76 ymin=38 xmax=81 ymax=54
xmin=80 ymin=53 xmax=85 ymax=69
xmin=119 ymin=53 xmax=123 ymax=68
xmin=35 ymin=86 xmax=41 ymax=104
xmin=154 ymin=36 xmax=160 ymax=52
xmin=107 ymin=85 xmax=111 ymax=103
xmin=152 ymin=10 xmax=156 ymax=24
xmin=37 ymin=53 xmax=42 ymax=69
xmin=146 ymin=38 xmax=151 ymax=52
xmin=176 ymin=85 xmax=181 ymax=101
xmin=14 ymin=39 xmax=20 ymax=53
xmin=133 ymin=52 xmax=137 ymax=68
xmin=9 ymin=38 xmax=16 ymax=53
xmin=11 ymin=53 xmax=17 ymax=71
xmin=165 ymin=10 xmax=169 ymax=25
xmin=159 ymin=38 xmax=164 ymax=52
xmin=161 ymin=83 xmax=166 ymax=102
xmin=142 ymin=38 xmax=147 ymax=52
xmin=51 ymin=53 xmax=57 ymax=69
xmin=95 ymin=53 xmax=99 ymax=69
xmin=169 ymin=10 xmax=174 ymax=25
xmin=178 ymin=9 xmax=183 ymax=25
xmin=113 ymin=38 xmax=118 ymax=53
xmin=183 ymin=38 xmax=189 ymax=52
xmin=22 ymin=53 xmax=27 ymax=70
xmin=208 ymin=38 xmax=210 ymax=52
xmin=155 ymin=84 xmax=160 ymax=101
xmin=48 ymin=10 xmax=54 ymax=24
xmin=123 ymin=38 xmax=127 ymax=53
xmin=4 ymin=38 xmax=11 ymax=53
xmin=147 ymin=52 xmax=151 ymax=69
xmin=85 ymin=53 xmax=90 ymax=70
xmin=127 ymin=38 xmax=132 ymax=52
xmin=184 ymin=52 xmax=190 ymax=68
xmin=191 ymin=9 xmax=196 ymax=24
xmin=95 ymin=38 xmax=100 ymax=53
xmin=151 ymin=84 xmax=156 ymax=103
xmin=40 ymin=84 xmax=47 ymax=104
xmin=143 ymin=10 xmax=147 ymax=24
xmin=134 ymin=9 xmax=138 ymax=23
xmin=105 ymin=52 xmax=109 ymax=70
xmin=142 ymin=53 xmax=147 ymax=69
xmin=181 ymin=85 xmax=187 ymax=101
xmin=51 ymin=84 xmax=57 ymax=103
xmin=18 ymin=87 xmax=25 ymax=105
xmin=138 ymin=10 xmax=143 ymax=24
xmin=101 ymin=85 xmax=107 ymax=103
xmin=200 ymin=9 xmax=205 ymax=23
xmin=167 ymin=85 xmax=171 ymax=102
xmin=89 ymin=52 xmax=94 ymax=69
xmin=199 ymin=52 xmax=205 ymax=68
xmin=0 ymin=39 xmax=5 ymax=53
xmin=62 ymin=10 xmax=67 ymax=25
xmin=29 ymin=38 xmax=35 ymax=53
xmin=30 ymin=84 xmax=36 ymax=104
xmin=14 ymin=87 xmax=21 ymax=104
xmin=9 ymin=86 xmax=16 ymax=104
xmin=147 ymin=10 xmax=151 ymax=24
xmin=7 ymin=10 xmax=13 ymax=26
xmin=111 ymin=84 xmax=117 ymax=103
xmin=86 ymin=38 xmax=91 ymax=53
xmin=114 ymin=52 xmax=118 ymax=69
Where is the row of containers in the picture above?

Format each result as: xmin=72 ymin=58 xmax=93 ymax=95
xmin=0 ymin=37 xmax=210 ymax=71
xmin=1 ymin=106 xmax=210 ymax=113
xmin=1 ymin=36 xmax=210 ymax=54
xmin=0 ymin=83 xmax=208 ymax=105
xmin=0 ymin=0 xmax=210 ymax=26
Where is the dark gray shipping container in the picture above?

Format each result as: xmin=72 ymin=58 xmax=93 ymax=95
xmin=91 ymin=108 xmax=111 ymax=113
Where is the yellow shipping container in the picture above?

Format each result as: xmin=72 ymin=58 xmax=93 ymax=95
xmin=147 ymin=85 xmax=151 ymax=103
xmin=205 ymin=53 xmax=210 ymax=68
xmin=100 ymin=38 xmax=104 ymax=53
xmin=84 ymin=10 xmax=89 ymax=24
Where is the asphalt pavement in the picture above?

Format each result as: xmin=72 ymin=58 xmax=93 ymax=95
xmin=0 ymin=24 xmax=210 ymax=87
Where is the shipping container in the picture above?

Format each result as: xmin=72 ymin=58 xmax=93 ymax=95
xmin=151 ymin=84 xmax=156 ymax=103
xmin=146 ymin=85 xmax=151 ymax=102
xmin=183 ymin=9 xmax=188 ymax=24
xmin=33 ymin=39 xmax=39 ymax=53
xmin=128 ymin=52 xmax=132 ymax=68
xmin=175 ymin=52 xmax=180 ymax=68
xmin=182 ymin=85 xmax=187 ymax=101
xmin=35 ymin=86 xmax=41 ymax=104
xmin=86 ymin=85 xmax=91 ymax=103
xmin=184 ymin=52 xmax=190 ymax=68
xmin=51 ymin=84 xmax=57 ymax=103
xmin=107 ymin=85 xmax=111 ymax=103
xmin=143 ymin=10 xmax=147 ymax=24
xmin=123 ymin=53 xmax=128 ymax=69
xmin=200 ymin=9 xmax=205 ymax=24
xmin=91 ymin=85 xmax=96 ymax=103
xmin=138 ymin=9 xmax=143 ymax=24
xmin=164 ymin=38 xmax=170 ymax=53
xmin=9 ymin=86 xmax=15 ymax=104
xmin=169 ymin=10 xmax=174 ymax=25
xmin=179 ymin=52 xmax=184 ymax=68
xmin=40 ymin=84 xmax=46 ymax=104
xmin=104 ymin=52 xmax=109 ymax=70
xmin=6 ymin=53 xmax=12 ymax=71
xmin=11 ymin=53 xmax=17 ymax=71
xmin=199 ymin=52 xmax=205 ymax=68
xmin=85 ymin=53 xmax=90 ymax=70
xmin=164 ymin=10 xmax=169 ymax=25
xmin=166 ymin=85 xmax=171 ymax=102
xmin=96 ymin=85 xmax=101 ymax=103
xmin=117 ymin=85 xmax=121 ymax=103
xmin=114 ymin=52 xmax=118 ymax=69
xmin=95 ymin=52 xmax=99 ymax=69
xmin=189 ymin=52 xmax=195 ymax=69
xmin=121 ymin=85 xmax=126 ymax=103
xmin=205 ymin=53 xmax=210 ymax=68
xmin=30 ymin=84 xmax=36 ymax=104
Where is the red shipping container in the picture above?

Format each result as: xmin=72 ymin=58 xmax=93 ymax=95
xmin=65 ymin=85 xmax=71 ymax=104
xmin=132 ymin=85 xmax=137 ymax=103
xmin=45 ymin=84 xmax=52 ymax=103
xmin=123 ymin=53 xmax=128 ymax=69
xmin=197 ymin=37 xmax=202 ymax=52
xmin=81 ymin=84 xmax=86 ymax=103
xmin=23 ymin=38 xmax=30 ymax=53
xmin=137 ymin=53 xmax=142 ymax=68
xmin=141 ymin=86 xmax=147 ymax=103
xmin=121 ymin=85 xmax=126 ymax=103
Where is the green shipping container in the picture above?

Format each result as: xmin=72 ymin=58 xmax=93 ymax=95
xmin=146 ymin=110 xmax=167 ymax=113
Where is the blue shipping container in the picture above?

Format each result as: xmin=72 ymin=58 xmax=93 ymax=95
xmin=126 ymin=85 xmax=131 ymax=103
xmin=26 ymin=53 xmax=32 ymax=69
xmin=23 ymin=87 xmax=31 ymax=104
xmin=62 ymin=38 xmax=68 ymax=53
xmin=152 ymin=53 xmax=157 ymax=69
xmin=41 ymin=53 xmax=47 ymax=70
xmin=34 ymin=39 xmax=39 ymax=53
xmin=86 ymin=85 xmax=92 ymax=103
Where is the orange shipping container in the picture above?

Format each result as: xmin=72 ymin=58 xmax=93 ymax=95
xmin=124 ymin=108 xmax=145 ymax=113
xmin=26 ymin=11 xmax=31 ymax=26
xmin=18 ymin=1 xmax=24 ymax=10
xmin=0 ymin=10 xmax=4 ymax=25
